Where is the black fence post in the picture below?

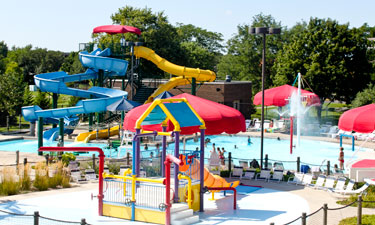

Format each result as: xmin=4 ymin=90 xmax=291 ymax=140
xmin=92 ymin=154 xmax=96 ymax=171
xmin=297 ymin=157 xmax=300 ymax=172
xmin=34 ymin=211 xmax=39 ymax=225
xmin=228 ymin=152 xmax=232 ymax=173
xmin=357 ymin=195 xmax=362 ymax=225
xmin=6 ymin=115 xmax=10 ymax=133
xmin=81 ymin=218 xmax=87 ymax=225
xmin=327 ymin=160 xmax=330 ymax=176
xmin=323 ymin=203 xmax=328 ymax=225
xmin=24 ymin=158 xmax=27 ymax=165
xmin=127 ymin=152 xmax=130 ymax=166
xmin=265 ymin=154 xmax=268 ymax=169
xmin=301 ymin=212 xmax=307 ymax=225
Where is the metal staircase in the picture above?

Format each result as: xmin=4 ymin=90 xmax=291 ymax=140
xmin=133 ymin=84 xmax=156 ymax=104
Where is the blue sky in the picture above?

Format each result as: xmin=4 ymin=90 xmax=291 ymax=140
xmin=1 ymin=0 xmax=375 ymax=52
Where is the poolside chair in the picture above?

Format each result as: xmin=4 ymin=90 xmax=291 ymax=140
xmin=230 ymin=166 xmax=243 ymax=180
xmin=313 ymin=175 xmax=326 ymax=189
xmin=287 ymin=172 xmax=304 ymax=185
xmin=255 ymin=169 xmax=271 ymax=181
xmin=70 ymin=169 xmax=87 ymax=183
xmin=239 ymin=160 xmax=249 ymax=170
xmin=332 ymin=179 xmax=355 ymax=194
xmin=322 ymin=176 xmax=336 ymax=190
xmin=85 ymin=169 xmax=98 ymax=182
xmin=327 ymin=177 xmax=346 ymax=192
xmin=336 ymin=182 xmax=370 ymax=195
xmin=243 ymin=170 xmax=256 ymax=180
xmin=301 ymin=173 xmax=313 ymax=186
xmin=268 ymin=170 xmax=284 ymax=183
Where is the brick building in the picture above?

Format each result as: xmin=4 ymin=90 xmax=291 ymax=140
xmin=114 ymin=79 xmax=253 ymax=119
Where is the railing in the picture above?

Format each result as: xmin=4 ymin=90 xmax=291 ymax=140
xmin=0 ymin=209 xmax=90 ymax=224
xmin=102 ymin=173 xmax=166 ymax=211
xmin=271 ymin=195 xmax=372 ymax=225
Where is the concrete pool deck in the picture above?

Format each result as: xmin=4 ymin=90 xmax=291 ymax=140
xmin=0 ymin=179 xmax=374 ymax=224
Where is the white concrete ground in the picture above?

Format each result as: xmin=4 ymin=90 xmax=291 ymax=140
xmin=0 ymin=185 xmax=308 ymax=225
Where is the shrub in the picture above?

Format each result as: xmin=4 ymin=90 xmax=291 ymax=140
xmin=108 ymin=163 xmax=120 ymax=175
xmin=220 ymin=170 xmax=230 ymax=177
xmin=0 ymin=167 xmax=21 ymax=196
xmin=19 ymin=164 xmax=31 ymax=191
xmin=61 ymin=153 xmax=76 ymax=166
xmin=33 ymin=174 xmax=49 ymax=191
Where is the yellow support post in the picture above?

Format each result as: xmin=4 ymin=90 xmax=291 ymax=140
xmin=178 ymin=174 xmax=192 ymax=209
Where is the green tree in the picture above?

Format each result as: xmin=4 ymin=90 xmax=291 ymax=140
xmin=60 ymin=52 xmax=85 ymax=75
xmin=217 ymin=13 xmax=284 ymax=95
xmin=351 ymin=83 xmax=375 ymax=108
xmin=33 ymin=90 xmax=51 ymax=109
xmin=23 ymin=86 xmax=34 ymax=106
xmin=0 ymin=61 xmax=25 ymax=125
xmin=273 ymin=18 xmax=372 ymax=119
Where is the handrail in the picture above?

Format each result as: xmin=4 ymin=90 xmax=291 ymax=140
xmin=103 ymin=173 xmax=164 ymax=184
xmin=178 ymin=174 xmax=192 ymax=209
xmin=207 ymin=187 xmax=237 ymax=210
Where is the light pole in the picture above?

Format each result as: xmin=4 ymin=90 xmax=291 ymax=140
xmin=250 ymin=27 xmax=281 ymax=169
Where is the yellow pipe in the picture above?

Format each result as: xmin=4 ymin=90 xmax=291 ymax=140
xmin=135 ymin=100 xmax=159 ymax=129
xmin=178 ymin=174 xmax=192 ymax=209
xmin=141 ymin=130 xmax=172 ymax=136
xmin=103 ymin=173 xmax=164 ymax=184
xmin=122 ymin=169 xmax=132 ymax=196
xmin=131 ymin=175 xmax=136 ymax=202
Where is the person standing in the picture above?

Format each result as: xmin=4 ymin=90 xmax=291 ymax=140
xmin=338 ymin=147 xmax=344 ymax=170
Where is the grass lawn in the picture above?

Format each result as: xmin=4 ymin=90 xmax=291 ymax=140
xmin=339 ymin=215 xmax=375 ymax=225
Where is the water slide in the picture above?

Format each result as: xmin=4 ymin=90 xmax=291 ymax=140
xmin=22 ymin=48 xmax=129 ymax=139
xmin=75 ymin=125 xmax=120 ymax=143
xmin=42 ymin=116 xmax=79 ymax=142
xmin=181 ymin=159 xmax=240 ymax=189
xmin=133 ymin=46 xmax=216 ymax=103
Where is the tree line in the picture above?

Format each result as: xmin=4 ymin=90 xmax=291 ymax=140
xmin=1 ymin=6 xmax=375 ymax=126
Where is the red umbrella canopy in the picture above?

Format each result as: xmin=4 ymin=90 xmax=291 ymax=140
xmin=253 ymin=84 xmax=320 ymax=107
xmin=123 ymin=93 xmax=246 ymax=135
xmin=338 ymin=104 xmax=375 ymax=133
xmin=93 ymin=25 xmax=141 ymax=35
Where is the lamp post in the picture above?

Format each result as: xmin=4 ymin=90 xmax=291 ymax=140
xmin=249 ymin=27 xmax=281 ymax=169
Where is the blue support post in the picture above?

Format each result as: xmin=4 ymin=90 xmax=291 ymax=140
xmin=136 ymin=129 xmax=141 ymax=177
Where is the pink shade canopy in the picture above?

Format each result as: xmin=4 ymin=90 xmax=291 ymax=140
xmin=338 ymin=104 xmax=375 ymax=133
xmin=123 ymin=93 xmax=246 ymax=135
xmin=253 ymin=84 xmax=320 ymax=107
xmin=351 ymin=159 xmax=375 ymax=168
xmin=93 ymin=25 xmax=141 ymax=35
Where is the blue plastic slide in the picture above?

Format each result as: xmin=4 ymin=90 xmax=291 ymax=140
xmin=22 ymin=48 xmax=129 ymax=139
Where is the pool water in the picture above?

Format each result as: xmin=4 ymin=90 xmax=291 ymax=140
xmin=0 ymin=139 xmax=108 ymax=157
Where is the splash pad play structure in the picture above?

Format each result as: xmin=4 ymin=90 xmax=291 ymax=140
xmin=39 ymin=98 xmax=241 ymax=225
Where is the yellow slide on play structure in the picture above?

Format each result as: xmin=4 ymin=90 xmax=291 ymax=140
xmin=133 ymin=46 xmax=216 ymax=103
xmin=75 ymin=125 xmax=119 ymax=143
xmin=180 ymin=158 xmax=240 ymax=189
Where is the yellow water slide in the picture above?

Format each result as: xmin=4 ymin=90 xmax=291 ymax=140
xmin=133 ymin=46 xmax=216 ymax=103
xmin=75 ymin=125 xmax=119 ymax=143
xmin=181 ymin=159 xmax=240 ymax=189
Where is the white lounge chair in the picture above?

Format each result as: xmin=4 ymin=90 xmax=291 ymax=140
xmin=313 ymin=175 xmax=326 ymax=189
xmin=332 ymin=179 xmax=355 ymax=194
xmin=230 ymin=166 xmax=243 ymax=180
xmin=85 ymin=169 xmax=98 ymax=182
xmin=256 ymin=169 xmax=271 ymax=181
xmin=301 ymin=174 xmax=313 ymax=186
xmin=287 ymin=172 xmax=304 ymax=185
xmin=336 ymin=182 xmax=370 ymax=195
xmin=243 ymin=170 xmax=256 ymax=180
xmin=322 ymin=176 xmax=336 ymax=190
xmin=327 ymin=177 xmax=346 ymax=192
xmin=268 ymin=170 xmax=283 ymax=183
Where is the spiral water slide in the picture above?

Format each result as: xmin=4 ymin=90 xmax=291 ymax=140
xmin=21 ymin=48 xmax=128 ymax=140
xmin=182 ymin=159 xmax=240 ymax=189
xmin=133 ymin=46 xmax=216 ymax=103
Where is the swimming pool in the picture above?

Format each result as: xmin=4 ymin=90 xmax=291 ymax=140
xmin=0 ymin=135 xmax=363 ymax=170
xmin=0 ymin=139 xmax=108 ymax=156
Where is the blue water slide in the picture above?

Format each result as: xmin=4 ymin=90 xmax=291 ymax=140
xmin=22 ymin=48 xmax=129 ymax=124
xmin=43 ymin=116 xmax=79 ymax=141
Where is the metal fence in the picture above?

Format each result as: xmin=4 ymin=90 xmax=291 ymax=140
xmin=270 ymin=195 xmax=373 ymax=225
xmin=103 ymin=178 xmax=167 ymax=211
xmin=0 ymin=209 xmax=89 ymax=225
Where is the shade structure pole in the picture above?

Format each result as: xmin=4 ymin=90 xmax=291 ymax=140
xmin=290 ymin=116 xmax=294 ymax=154
xmin=199 ymin=129 xmax=205 ymax=212
xmin=260 ymin=32 xmax=266 ymax=169
xmin=162 ymin=126 xmax=167 ymax=177
xmin=174 ymin=131 xmax=180 ymax=202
